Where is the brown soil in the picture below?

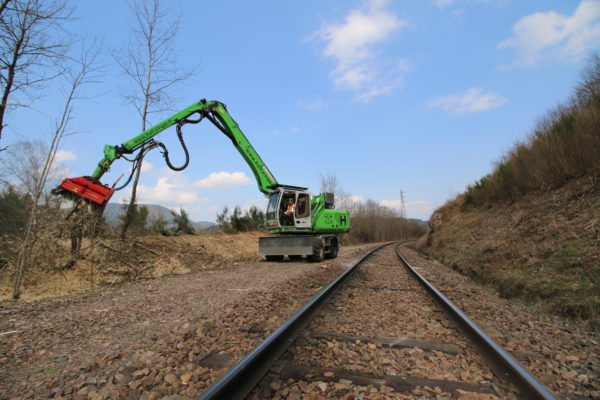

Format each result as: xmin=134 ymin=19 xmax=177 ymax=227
xmin=422 ymin=174 xmax=600 ymax=330
xmin=2 ymin=242 xmax=596 ymax=399
xmin=0 ymin=238 xmax=377 ymax=399
xmin=0 ymin=231 xmax=264 ymax=301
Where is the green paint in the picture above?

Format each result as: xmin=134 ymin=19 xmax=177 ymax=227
xmin=90 ymin=99 xmax=277 ymax=194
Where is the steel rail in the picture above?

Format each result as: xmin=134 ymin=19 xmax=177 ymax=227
xmin=394 ymin=247 xmax=556 ymax=400
xmin=197 ymin=243 xmax=392 ymax=400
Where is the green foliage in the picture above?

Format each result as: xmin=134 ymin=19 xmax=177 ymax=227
xmin=149 ymin=214 xmax=170 ymax=235
xmin=118 ymin=204 xmax=149 ymax=234
xmin=169 ymin=207 xmax=195 ymax=235
xmin=574 ymin=54 xmax=600 ymax=107
xmin=216 ymin=205 xmax=264 ymax=234
xmin=43 ymin=367 xmax=58 ymax=374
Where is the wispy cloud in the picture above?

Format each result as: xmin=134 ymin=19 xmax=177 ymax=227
xmin=499 ymin=0 xmax=600 ymax=68
xmin=348 ymin=195 xmax=364 ymax=204
xmin=54 ymin=149 xmax=76 ymax=162
xmin=434 ymin=0 xmax=455 ymax=9
xmin=427 ymin=87 xmax=507 ymax=114
xmin=434 ymin=0 xmax=492 ymax=11
xmin=380 ymin=199 xmax=433 ymax=219
xmin=297 ymin=99 xmax=328 ymax=111
xmin=194 ymin=171 xmax=252 ymax=189
xmin=311 ymin=0 xmax=408 ymax=101
xmin=380 ymin=199 xmax=427 ymax=208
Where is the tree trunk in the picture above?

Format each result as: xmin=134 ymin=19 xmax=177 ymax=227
xmin=120 ymin=150 xmax=145 ymax=239
xmin=12 ymin=209 xmax=35 ymax=299
xmin=0 ymin=24 xmax=24 ymax=145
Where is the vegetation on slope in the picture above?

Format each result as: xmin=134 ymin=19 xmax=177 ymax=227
xmin=464 ymin=55 xmax=600 ymax=206
xmin=424 ymin=55 xmax=600 ymax=330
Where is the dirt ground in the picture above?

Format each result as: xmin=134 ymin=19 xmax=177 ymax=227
xmin=0 ymin=236 xmax=376 ymax=398
xmin=0 ymin=232 xmax=265 ymax=301
xmin=0 ymin=239 xmax=598 ymax=399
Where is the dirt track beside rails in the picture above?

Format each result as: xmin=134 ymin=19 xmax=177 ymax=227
xmin=0 ymin=242 xmax=598 ymax=399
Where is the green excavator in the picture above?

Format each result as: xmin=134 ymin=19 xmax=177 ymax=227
xmin=54 ymin=99 xmax=350 ymax=261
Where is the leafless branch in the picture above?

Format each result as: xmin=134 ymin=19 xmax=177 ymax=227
xmin=11 ymin=40 xmax=102 ymax=299
xmin=117 ymin=0 xmax=196 ymax=238
xmin=0 ymin=0 xmax=74 ymax=145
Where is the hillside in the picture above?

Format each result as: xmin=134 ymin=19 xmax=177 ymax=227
xmin=103 ymin=203 xmax=216 ymax=230
xmin=422 ymin=174 xmax=599 ymax=329
xmin=420 ymin=56 xmax=600 ymax=331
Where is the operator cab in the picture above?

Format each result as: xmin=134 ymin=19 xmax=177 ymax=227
xmin=265 ymin=185 xmax=311 ymax=230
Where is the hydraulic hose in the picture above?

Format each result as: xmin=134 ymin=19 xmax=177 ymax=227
xmin=113 ymin=112 xmax=204 ymax=190
xmin=159 ymin=113 xmax=204 ymax=171
xmin=158 ymin=122 xmax=190 ymax=171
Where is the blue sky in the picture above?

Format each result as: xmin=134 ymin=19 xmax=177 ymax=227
xmin=4 ymin=0 xmax=600 ymax=221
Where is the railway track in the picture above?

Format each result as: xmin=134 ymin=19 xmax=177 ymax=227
xmin=197 ymin=243 xmax=556 ymax=399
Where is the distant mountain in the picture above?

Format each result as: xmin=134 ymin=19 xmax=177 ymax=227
xmin=409 ymin=218 xmax=428 ymax=226
xmin=103 ymin=203 xmax=216 ymax=229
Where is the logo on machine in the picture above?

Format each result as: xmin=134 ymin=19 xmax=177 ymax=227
xmin=339 ymin=215 xmax=347 ymax=225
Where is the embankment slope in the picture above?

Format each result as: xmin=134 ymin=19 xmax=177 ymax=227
xmin=422 ymin=174 xmax=599 ymax=330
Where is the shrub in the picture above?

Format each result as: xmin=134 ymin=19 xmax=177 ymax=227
xmin=464 ymin=55 xmax=600 ymax=206
xmin=217 ymin=205 xmax=264 ymax=233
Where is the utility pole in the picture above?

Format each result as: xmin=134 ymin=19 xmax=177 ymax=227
xmin=400 ymin=190 xmax=406 ymax=219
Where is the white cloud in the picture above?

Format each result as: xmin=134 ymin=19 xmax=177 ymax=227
xmin=499 ymin=1 xmax=600 ymax=68
xmin=297 ymin=99 xmax=328 ymax=111
xmin=427 ymin=87 xmax=507 ymax=114
xmin=380 ymin=199 xmax=433 ymax=219
xmin=194 ymin=171 xmax=252 ymax=189
xmin=261 ymin=126 xmax=300 ymax=136
xmin=435 ymin=0 xmax=455 ymax=9
xmin=380 ymin=199 xmax=427 ymax=208
xmin=348 ymin=195 xmax=364 ymax=204
xmin=54 ymin=149 xmax=76 ymax=162
xmin=52 ymin=164 xmax=71 ymax=183
xmin=137 ymin=176 xmax=199 ymax=204
xmin=434 ymin=0 xmax=492 ymax=11
xmin=241 ymin=198 xmax=268 ymax=212
xmin=116 ymin=170 xmax=201 ymax=205
xmin=311 ymin=0 xmax=408 ymax=101
xmin=140 ymin=160 xmax=153 ymax=173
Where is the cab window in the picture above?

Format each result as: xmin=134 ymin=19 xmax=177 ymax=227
xmin=296 ymin=193 xmax=310 ymax=218
xmin=266 ymin=193 xmax=280 ymax=221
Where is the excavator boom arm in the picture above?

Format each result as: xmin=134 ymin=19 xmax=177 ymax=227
xmin=56 ymin=99 xmax=278 ymax=206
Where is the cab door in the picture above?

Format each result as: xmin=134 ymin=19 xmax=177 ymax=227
xmin=294 ymin=192 xmax=311 ymax=229
xmin=265 ymin=192 xmax=281 ymax=228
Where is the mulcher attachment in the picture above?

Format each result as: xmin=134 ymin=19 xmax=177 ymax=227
xmin=53 ymin=176 xmax=115 ymax=207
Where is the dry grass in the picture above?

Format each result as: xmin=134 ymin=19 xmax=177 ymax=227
xmin=426 ymin=175 xmax=599 ymax=330
xmin=0 ymin=231 xmax=263 ymax=301
xmin=423 ymin=57 xmax=600 ymax=330
xmin=464 ymin=56 xmax=600 ymax=206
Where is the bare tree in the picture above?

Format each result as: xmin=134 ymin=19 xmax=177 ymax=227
xmin=0 ymin=0 xmax=10 ymax=17
xmin=319 ymin=172 xmax=353 ymax=211
xmin=12 ymin=43 xmax=101 ymax=299
xmin=117 ymin=0 xmax=194 ymax=238
xmin=0 ymin=139 xmax=68 ymax=204
xmin=0 ymin=0 xmax=72 ymax=147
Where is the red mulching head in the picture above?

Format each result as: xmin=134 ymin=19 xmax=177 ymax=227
xmin=54 ymin=176 xmax=115 ymax=207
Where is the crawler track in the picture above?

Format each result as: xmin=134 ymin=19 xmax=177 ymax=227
xmin=197 ymin=244 xmax=556 ymax=399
